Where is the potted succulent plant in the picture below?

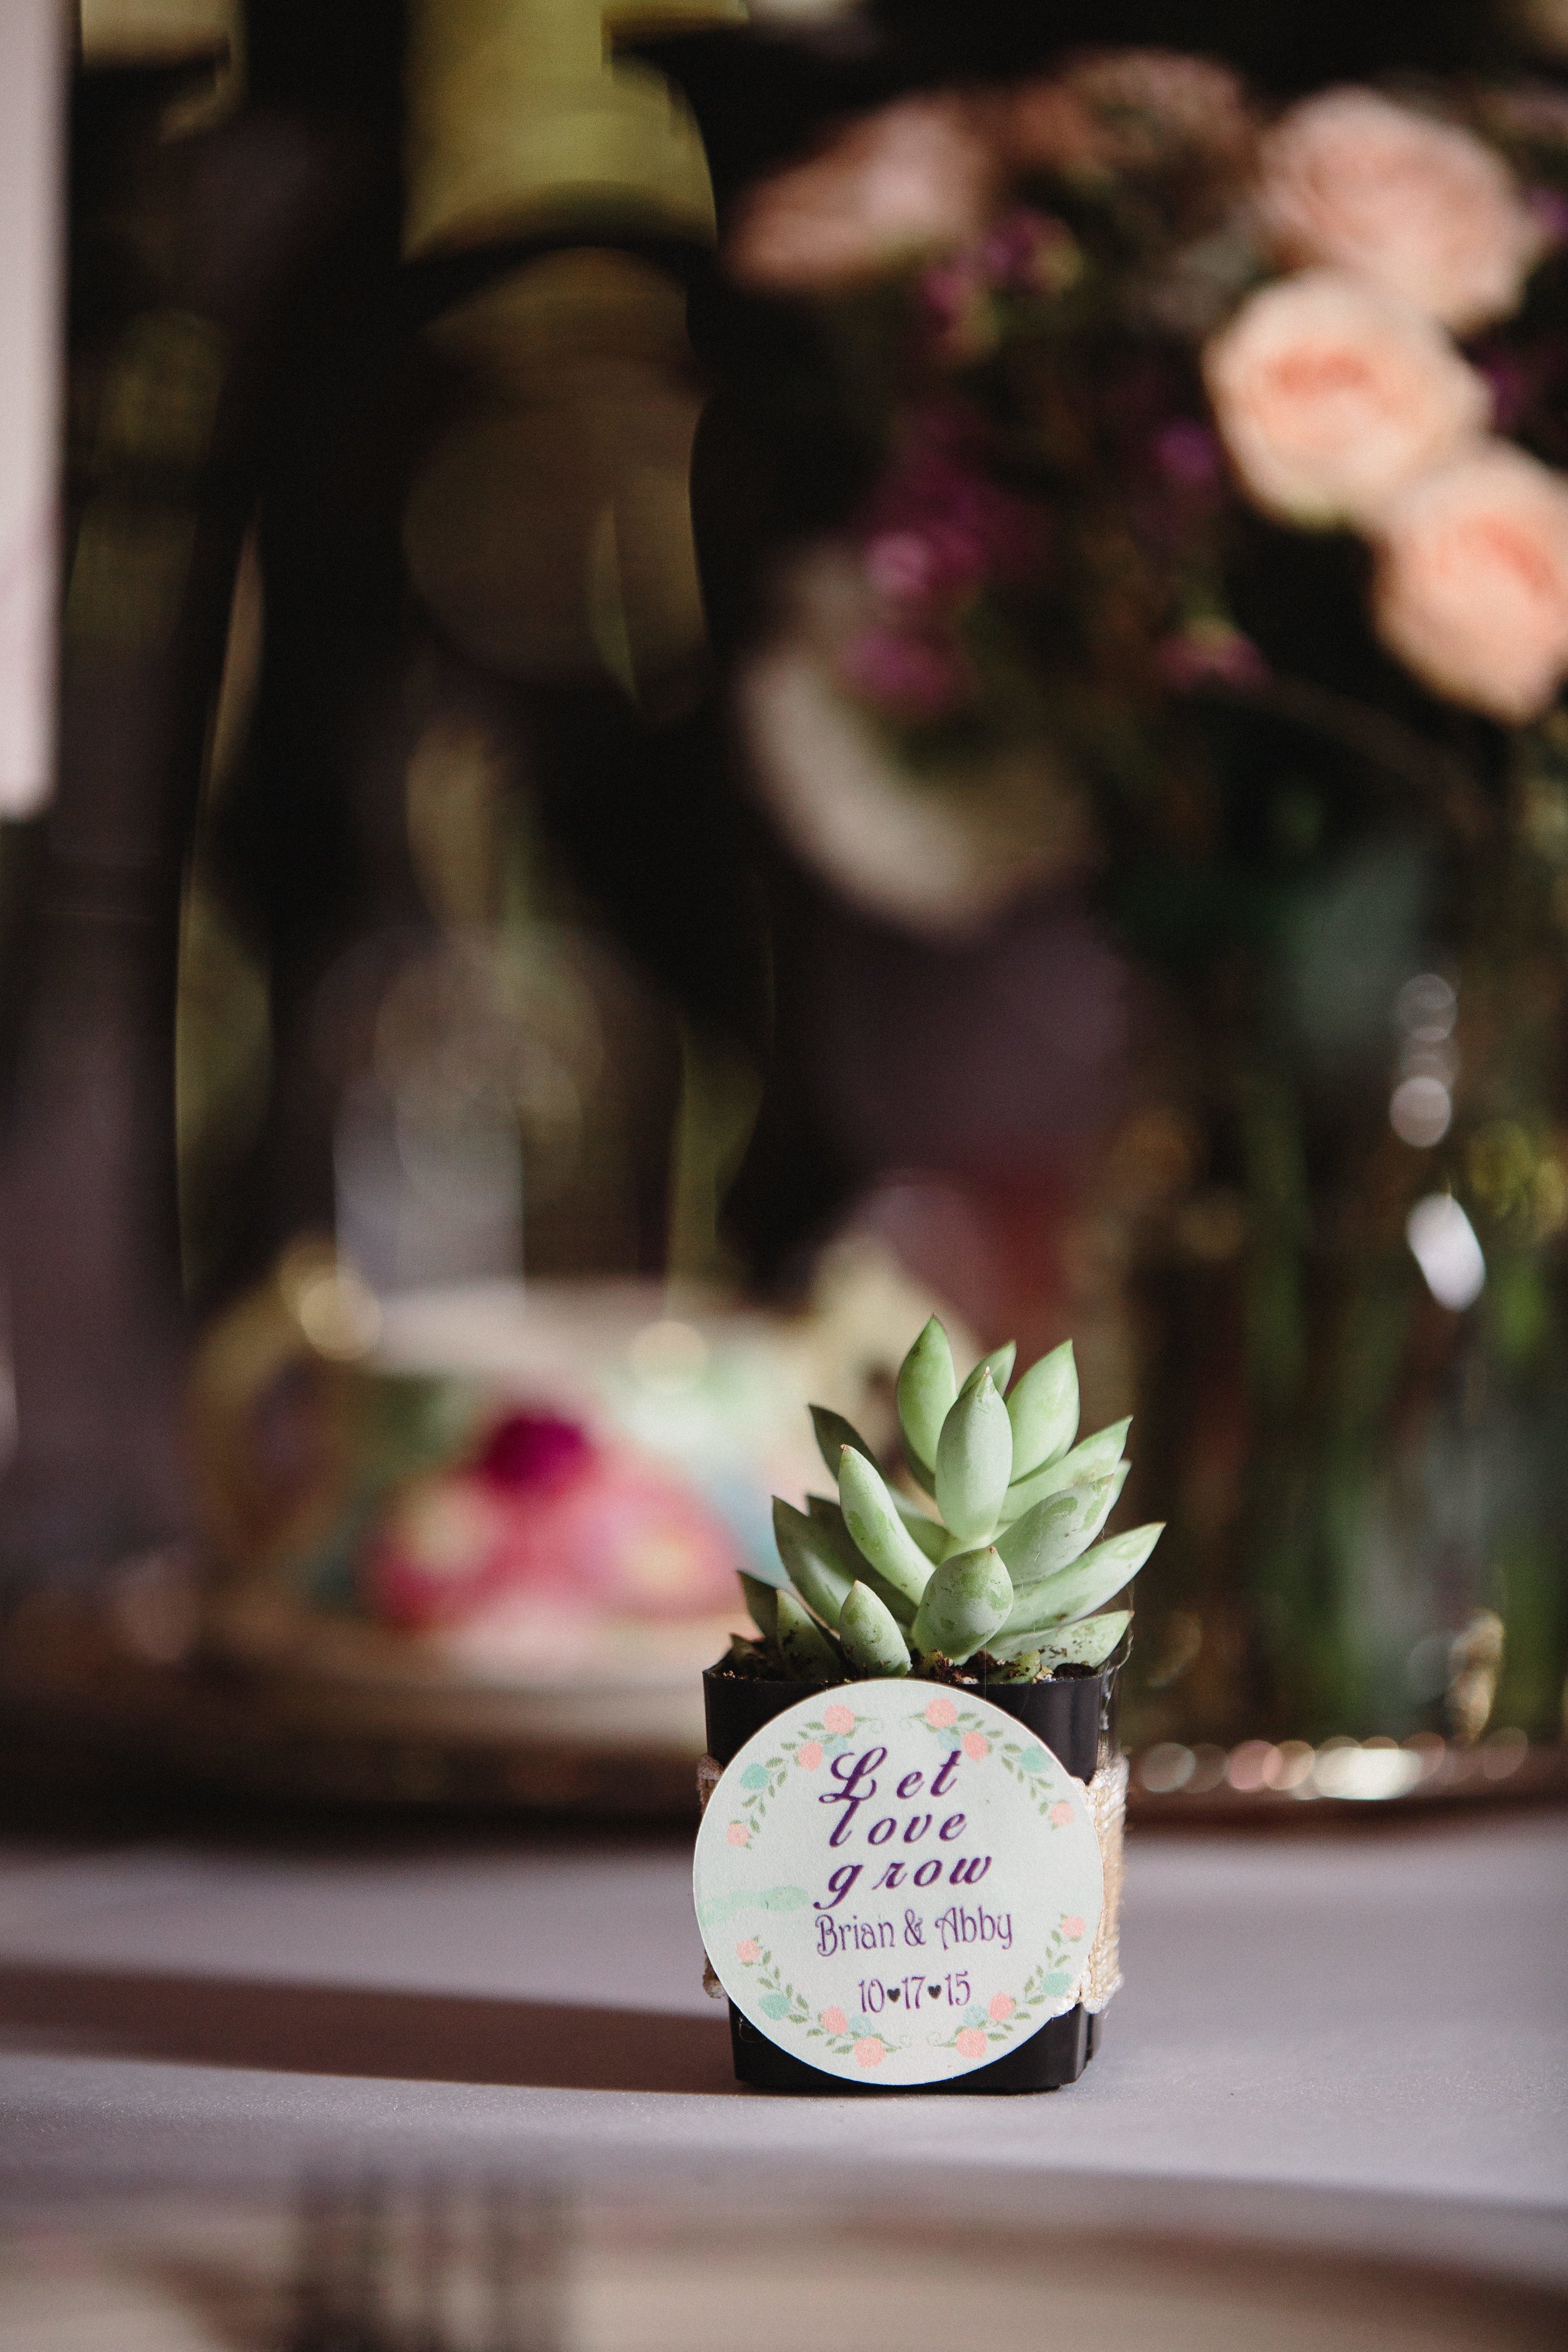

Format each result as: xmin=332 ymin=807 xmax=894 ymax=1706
xmin=698 ymin=1318 xmax=1159 ymax=2092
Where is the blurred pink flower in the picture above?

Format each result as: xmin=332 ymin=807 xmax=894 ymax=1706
xmin=822 ymin=2005 xmax=848 ymax=2034
xmin=361 ymin=1407 xmax=738 ymax=1633
xmin=728 ymin=97 xmax=996 ymax=293
xmin=1204 ymin=270 xmax=1489 ymax=525
xmin=925 ymin=1695 xmax=958 ymax=1729
xmin=735 ymin=1938 xmax=760 ymax=1964
xmin=864 ymin=526 xmax=985 ymax=607
xmin=1256 ymin=88 xmax=1544 ymax=333
xmin=1049 ymin=1801 xmax=1074 ymax=1826
xmin=1371 ymin=442 xmax=1568 ymax=719
xmin=1062 ymin=1914 xmax=1087 ymax=1939
xmin=823 ymin=1703 xmax=856 ymax=1735
xmin=988 ymin=1991 xmax=1015 ymax=2022
xmin=955 ymin=2026 xmax=989 ymax=2059
xmin=726 ymin=1821 xmax=751 ymax=1847
xmin=961 ymin=1731 xmax=990 ymax=1760
xmin=858 ymin=428 xmax=1052 ymax=623
xmin=1008 ymin=50 xmax=1257 ymax=185
xmin=854 ymin=2035 xmax=887 ymax=2067
xmin=475 ymin=1411 xmax=592 ymax=1494
xmin=797 ymin=1740 xmax=825 ymax=1771
xmin=362 ymin=1472 xmax=520 ymax=1629
xmin=838 ymin=625 xmax=969 ymax=719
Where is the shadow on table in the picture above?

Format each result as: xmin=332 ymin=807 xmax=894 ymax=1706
xmin=0 ymin=1964 xmax=739 ymax=2094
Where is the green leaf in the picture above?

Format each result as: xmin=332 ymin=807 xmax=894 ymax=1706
xmin=1037 ymin=1611 xmax=1130 ymax=1670
xmin=935 ymin=1369 xmax=1014 ymax=1543
xmin=956 ymin=1343 xmax=1017 ymax=1403
xmin=896 ymin=1317 xmax=956 ymax=1485
xmin=809 ymin=1405 xmax=876 ymax=1483
xmin=771 ymin=1500 xmax=854 ymax=1628
xmin=775 ymin=1587 xmax=844 ymax=1678
xmin=977 ymin=1342 xmax=1017 ymax=1394
xmin=838 ymin=1448 xmax=938 ymax=1608
xmin=808 ymin=1495 xmax=918 ymax=1625
xmin=838 ymin=1581 xmax=913 ymax=1675
xmin=999 ymin=1524 xmax=1162 ymax=1639
xmin=739 ymin=1572 xmax=779 ymax=1640
xmin=1002 ymin=1416 xmax=1130 ymax=1520
xmin=911 ymin=1545 xmax=1014 ymax=1664
xmin=996 ymin=1464 xmax=1127 ymax=1587
xmin=892 ymin=1493 xmax=949 ymax=1562
xmin=1005 ymin=1340 xmax=1078 ymax=1478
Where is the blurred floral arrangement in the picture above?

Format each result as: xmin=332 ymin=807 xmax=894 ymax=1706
xmin=733 ymin=58 xmax=1568 ymax=766
xmin=727 ymin=55 xmax=1568 ymax=1743
xmin=191 ymin=1240 xmax=966 ymax=1698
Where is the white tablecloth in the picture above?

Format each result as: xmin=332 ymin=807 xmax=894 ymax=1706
xmin=1 ymin=1813 xmax=1564 ymax=2283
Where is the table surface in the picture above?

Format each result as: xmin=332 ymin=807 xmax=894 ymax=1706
xmin=1 ymin=1809 xmax=1564 ymax=2282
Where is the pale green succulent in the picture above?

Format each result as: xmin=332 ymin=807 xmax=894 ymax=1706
xmin=739 ymin=1320 xmax=1160 ymax=1683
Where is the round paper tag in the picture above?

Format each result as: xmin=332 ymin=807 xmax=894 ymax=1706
xmin=693 ymin=1679 xmax=1103 ymax=2085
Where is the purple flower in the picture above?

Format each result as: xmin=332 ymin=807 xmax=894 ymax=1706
xmin=1154 ymin=418 xmax=1224 ymax=493
xmin=860 ymin=420 xmax=1053 ymax=605
xmin=839 ymin=625 xmax=970 ymax=716
xmin=978 ymin=208 xmax=1084 ymax=296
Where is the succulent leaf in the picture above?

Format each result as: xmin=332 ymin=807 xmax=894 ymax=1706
xmin=955 ymin=1343 xmax=1017 ymax=1404
xmin=995 ymin=1464 xmax=1126 ymax=1586
xmin=1002 ymin=1416 xmax=1131 ymax=1520
xmin=911 ymin=1545 xmax=1014 ymax=1663
xmin=896 ymin=1317 xmax=956 ymax=1486
xmin=935 ymin=1368 xmax=1014 ymax=1542
xmin=1041 ymin=1611 xmax=1131 ymax=1670
xmin=838 ymin=1581 xmax=913 ymax=1675
xmin=810 ymin=1404 xmax=876 ymax=1483
xmin=837 ymin=1447 xmax=938 ymax=1607
xmin=775 ymin=1587 xmax=843 ymax=1678
xmin=771 ymin=1499 xmax=854 ymax=1628
xmin=1005 ymin=1339 xmax=1079 ymax=1478
xmin=739 ymin=1572 xmax=780 ymax=1640
xmin=807 ymin=1495 xmax=918 ymax=1624
xmin=1000 ymin=1523 xmax=1162 ymax=1639
xmin=893 ymin=1493 xmax=949 ymax=1563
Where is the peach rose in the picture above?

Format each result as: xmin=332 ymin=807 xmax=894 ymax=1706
xmin=728 ymin=97 xmax=996 ymax=292
xmin=1204 ymin=270 xmax=1488 ymax=526
xmin=1049 ymin=1802 xmax=1074 ymax=1827
xmin=821 ymin=2005 xmax=848 ymax=2035
xmin=796 ymin=1740 xmax=824 ymax=1771
xmin=988 ymin=1991 xmax=1015 ymax=2022
xmin=735 ymin=1938 xmax=760 ymax=1964
xmin=961 ymin=1732 xmax=990 ymax=1761
xmin=1256 ymin=87 xmax=1543 ymax=333
xmin=924 ymin=1695 xmax=958 ymax=1729
xmin=1371 ymin=442 xmax=1568 ymax=721
xmin=854 ymin=2035 xmax=886 ymax=2068
xmin=955 ymin=2026 xmax=989 ymax=2060
xmin=823 ymin=1704 xmax=856 ymax=1735
xmin=726 ymin=1821 xmax=750 ymax=1847
xmin=1062 ymin=1914 xmax=1086 ymax=1940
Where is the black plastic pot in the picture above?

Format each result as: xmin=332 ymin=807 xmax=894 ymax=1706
xmin=702 ymin=1658 xmax=1121 ymax=2094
